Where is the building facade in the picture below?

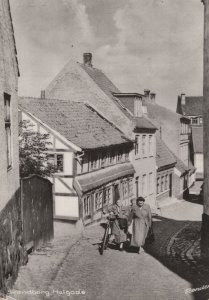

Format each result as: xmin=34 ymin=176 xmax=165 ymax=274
xmin=131 ymin=120 xmax=157 ymax=209
xmin=0 ymin=0 xmax=24 ymax=292
xmin=176 ymin=93 xmax=203 ymax=126
xmin=191 ymin=127 xmax=203 ymax=179
xmin=155 ymin=137 xmax=176 ymax=205
xmin=118 ymin=89 xmax=195 ymax=199
xmin=19 ymin=98 xmax=135 ymax=226
xmin=144 ymin=92 xmax=195 ymax=198
xmin=176 ymin=93 xmax=203 ymax=181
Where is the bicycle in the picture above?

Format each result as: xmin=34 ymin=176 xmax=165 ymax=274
xmin=100 ymin=216 xmax=114 ymax=255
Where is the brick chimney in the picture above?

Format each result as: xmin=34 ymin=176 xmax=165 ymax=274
xmin=83 ymin=53 xmax=92 ymax=67
xmin=41 ymin=90 xmax=45 ymax=99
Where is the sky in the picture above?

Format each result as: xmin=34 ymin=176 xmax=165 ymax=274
xmin=10 ymin=0 xmax=204 ymax=111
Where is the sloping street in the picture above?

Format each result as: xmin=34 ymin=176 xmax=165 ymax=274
xmin=8 ymin=199 xmax=209 ymax=300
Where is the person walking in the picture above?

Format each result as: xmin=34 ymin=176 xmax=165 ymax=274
xmin=108 ymin=199 xmax=129 ymax=251
xmin=129 ymin=196 xmax=152 ymax=254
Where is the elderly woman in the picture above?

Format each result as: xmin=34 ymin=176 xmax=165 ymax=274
xmin=129 ymin=196 xmax=152 ymax=254
xmin=108 ymin=199 xmax=130 ymax=251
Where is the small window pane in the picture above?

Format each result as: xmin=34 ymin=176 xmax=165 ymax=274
xmin=57 ymin=154 xmax=64 ymax=172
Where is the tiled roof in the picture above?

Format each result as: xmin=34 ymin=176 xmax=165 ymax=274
xmin=117 ymin=96 xmax=135 ymax=114
xmin=173 ymin=154 xmax=190 ymax=175
xmin=134 ymin=116 xmax=157 ymax=130
xmin=80 ymin=63 xmax=120 ymax=99
xmin=146 ymin=102 xmax=183 ymax=126
xmin=19 ymin=97 xmax=132 ymax=150
xmin=80 ymin=64 xmax=159 ymax=132
xmin=183 ymin=97 xmax=203 ymax=116
xmin=45 ymin=60 xmax=133 ymax=136
xmin=79 ymin=63 xmax=133 ymax=119
xmin=192 ymin=127 xmax=203 ymax=153
xmin=74 ymin=162 xmax=135 ymax=195
xmin=156 ymin=137 xmax=176 ymax=169
xmin=45 ymin=59 xmax=161 ymax=136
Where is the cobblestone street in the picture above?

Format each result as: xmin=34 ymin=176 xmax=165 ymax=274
xmin=9 ymin=199 xmax=209 ymax=300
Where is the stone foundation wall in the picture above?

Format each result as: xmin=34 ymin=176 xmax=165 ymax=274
xmin=0 ymin=189 xmax=26 ymax=294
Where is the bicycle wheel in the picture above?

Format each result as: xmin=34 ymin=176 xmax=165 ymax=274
xmin=100 ymin=223 xmax=110 ymax=255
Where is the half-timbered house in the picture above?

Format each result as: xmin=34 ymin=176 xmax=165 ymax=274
xmin=19 ymin=97 xmax=135 ymax=226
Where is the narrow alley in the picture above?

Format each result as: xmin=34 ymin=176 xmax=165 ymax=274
xmin=8 ymin=199 xmax=209 ymax=300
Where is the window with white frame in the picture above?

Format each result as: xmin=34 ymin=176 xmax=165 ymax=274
xmin=161 ymin=176 xmax=164 ymax=192
xmin=142 ymin=135 xmax=146 ymax=157
xmin=148 ymin=172 xmax=153 ymax=195
xmin=101 ymin=153 xmax=107 ymax=168
xmin=165 ymin=174 xmax=169 ymax=190
xmin=148 ymin=135 xmax=153 ymax=156
xmin=124 ymin=146 xmax=129 ymax=161
xmin=104 ymin=187 xmax=111 ymax=205
xmin=99 ymin=191 xmax=103 ymax=209
xmin=94 ymin=191 xmax=103 ymax=210
xmin=142 ymin=175 xmax=147 ymax=197
xmin=135 ymin=135 xmax=139 ymax=156
xmin=157 ymin=177 xmax=160 ymax=194
xmin=122 ymin=181 xmax=128 ymax=199
xmin=57 ymin=154 xmax=64 ymax=172
xmin=116 ymin=150 xmax=123 ymax=163
xmin=94 ymin=193 xmax=99 ymax=211
xmin=4 ymin=94 xmax=12 ymax=169
xmin=48 ymin=153 xmax=64 ymax=172
xmin=128 ymin=178 xmax=133 ymax=196
xmin=83 ymin=196 xmax=91 ymax=217
xmin=109 ymin=149 xmax=116 ymax=165
xmin=186 ymin=123 xmax=188 ymax=133
xmin=89 ymin=152 xmax=97 ymax=170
